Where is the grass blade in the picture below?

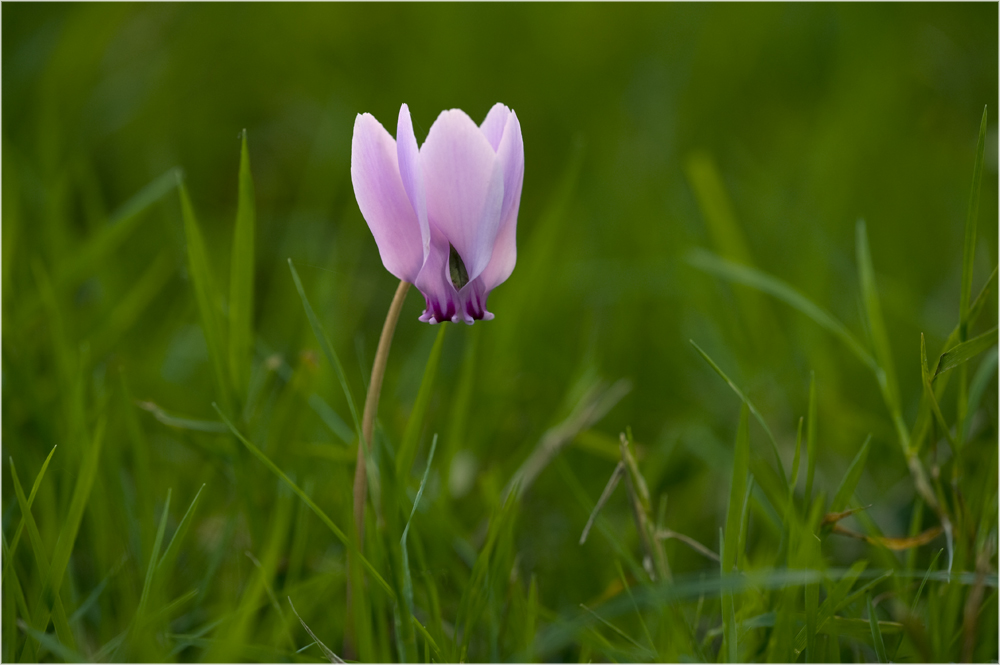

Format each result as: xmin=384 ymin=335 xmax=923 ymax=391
xmin=213 ymin=404 xmax=394 ymax=599
xmin=400 ymin=435 xmax=438 ymax=637
xmin=17 ymin=620 xmax=85 ymax=664
xmin=179 ymin=179 xmax=231 ymax=412
xmin=935 ymin=325 xmax=998 ymax=377
xmin=136 ymin=490 xmax=171 ymax=620
xmin=288 ymin=258 xmax=362 ymax=442
xmin=288 ymin=596 xmax=344 ymax=663
xmin=229 ymin=129 xmax=256 ymax=398
xmin=855 ymin=220 xmax=904 ymax=444
xmin=690 ymin=340 xmax=787 ymax=486
xmin=866 ymin=592 xmax=888 ymax=662
xmin=2 ymin=445 xmax=57 ymax=583
xmin=34 ymin=418 xmax=105 ymax=645
xmin=54 ymin=168 xmax=180 ymax=289
xmin=687 ymin=249 xmax=876 ymax=370
xmin=830 ymin=435 xmax=871 ymax=514
xmin=157 ymin=484 xmax=206 ymax=572
xmin=960 ymin=106 xmax=988 ymax=340
xmin=396 ymin=324 xmax=447 ymax=480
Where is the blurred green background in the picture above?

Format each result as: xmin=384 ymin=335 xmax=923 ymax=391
xmin=3 ymin=3 xmax=997 ymax=662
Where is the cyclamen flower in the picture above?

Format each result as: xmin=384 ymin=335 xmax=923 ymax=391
xmin=351 ymin=103 xmax=524 ymax=324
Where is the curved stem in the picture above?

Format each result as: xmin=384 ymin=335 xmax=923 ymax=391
xmin=345 ymin=279 xmax=409 ymax=658
xmin=354 ymin=279 xmax=410 ymax=537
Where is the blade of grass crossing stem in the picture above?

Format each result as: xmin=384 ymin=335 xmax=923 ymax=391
xmin=2 ymin=445 xmax=57 ymax=582
xmin=287 ymin=259 xmax=362 ymax=441
xmin=401 ymin=435 xmax=438 ymax=621
xmin=396 ymin=326 xmax=447 ymax=480
xmin=9 ymin=460 xmax=76 ymax=651
xmin=960 ymin=106 xmax=988 ymax=341
xmin=178 ymin=179 xmax=231 ymax=413
xmin=856 ymin=220 xmax=908 ymax=452
xmin=830 ymin=436 xmax=871 ymax=514
xmin=229 ymin=130 xmax=256 ymax=398
xmin=213 ymin=404 xmax=393 ymax=598
xmin=691 ymin=340 xmax=787 ymax=486
xmin=17 ymin=620 xmax=86 ymax=664
xmin=34 ymin=418 xmax=105 ymax=647
xmin=867 ymin=592 xmax=888 ymax=662
xmin=687 ymin=250 xmax=876 ymax=371
xmin=935 ymin=325 xmax=998 ymax=377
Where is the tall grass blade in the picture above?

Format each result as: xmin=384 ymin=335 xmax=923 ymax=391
xmin=960 ymin=106 xmax=988 ymax=340
xmin=213 ymin=404 xmax=393 ymax=598
xmin=2 ymin=445 xmax=57 ymax=582
xmin=16 ymin=620 xmax=85 ymax=664
xmin=396 ymin=324 xmax=446 ymax=480
xmin=866 ymin=592 xmax=888 ymax=662
xmin=688 ymin=249 xmax=876 ymax=370
xmin=157 ymin=484 xmax=205 ymax=572
xmin=229 ymin=130 xmax=256 ymax=397
xmin=288 ymin=258 xmax=362 ymax=441
xmin=401 ymin=434 xmax=438 ymax=621
xmin=179 ymin=179 xmax=231 ymax=412
xmin=690 ymin=340 xmax=787 ymax=485
xmin=830 ymin=435 xmax=871 ymax=514
xmin=136 ymin=489 xmax=171 ymax=620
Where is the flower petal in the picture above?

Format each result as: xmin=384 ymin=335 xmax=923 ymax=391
xmin=351 ymin=113 xmax=425 ymax=282
xmin=415 ymin=226 xmax=459 ymax=324
xmin=421 ymin=109 xmax=504 ymax=282
xmin=396 ymin=104 xmax=430 ymax=260
xmin=479 ymin=109 xmax=523 ymax=291
xmin=479 ymin=103 xmax=511 ymax=151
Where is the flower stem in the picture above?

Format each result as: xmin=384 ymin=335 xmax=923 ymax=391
xmin=345 ymin=278 xmax=409 ymax=658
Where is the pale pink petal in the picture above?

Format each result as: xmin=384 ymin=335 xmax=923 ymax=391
xmin=421 ymin=109 xmax=504 ymax=282
xmin=479 ymin=110 xmax=523 ymax=291
xmin=351 ymin=113 xmax=425 ymax=282
xmin=396 ymin=104 xmax=430 ymax=260
xmin=479 ymin=103 xmax=511 ymax=151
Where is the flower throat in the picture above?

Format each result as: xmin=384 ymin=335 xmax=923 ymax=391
xmin=449 ymin=244 xmax=470 ymax=289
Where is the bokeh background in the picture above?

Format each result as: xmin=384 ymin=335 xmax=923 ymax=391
xmin=3 ymin=3 xmax=997 ymax=662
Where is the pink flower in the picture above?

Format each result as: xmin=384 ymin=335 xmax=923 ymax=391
xmin=351 ymin=103 xmax=524 ymax=324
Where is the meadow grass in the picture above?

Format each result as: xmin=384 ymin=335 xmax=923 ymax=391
xmin=3 ymin=4 xmax=997 ymax=663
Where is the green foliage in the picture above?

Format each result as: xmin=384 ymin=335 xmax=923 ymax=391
xmin=3 ymin=4 xmax=997 ymax=663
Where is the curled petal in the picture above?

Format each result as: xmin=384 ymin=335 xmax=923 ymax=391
xmin=351 ymin=113 xmax=425 ymax=282
xmin=421 ymin=109 xmax=504 ymax=282
xmin=415 ymin=229 xmax=495 ymax=324
xmin=396 ymin=104 xmax=430 ymax=260
xmin=479 ymin=110 xmax=523 ymax=291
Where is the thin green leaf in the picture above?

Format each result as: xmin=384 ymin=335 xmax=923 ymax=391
xmin=935 ymin=325 xmax=998 ymax=377
xmin=687 ymin=249 xmax=876 ymax=370
xmin=396 ymin=324 xmax=447 ymax=480
xmin=965 ymin=348 xmax=998 ymax=437
xmin=212 ymin=404 xmax=393 ymax=599
xmin=229 ymin=129 xmax=256 ymax=397
xmin=2 ymin=445 xmax=57 ymax=583
xmin=34 ymin=418 xmax=105 ymax=645
xmin=867 ymin=592 xmax=888 ymax=662
xmin=17 ymin=620 xmax=85 ymax=664
xmin=158 ymin=484 xmax=206 ymax=572
xmin=690 ymin=340 xmax=787 ymax=486
xmin=400 ymin=434 xmax=438 ymax=623
xmin=911 ymin=549 xmax=944 ymax=614
xmin=830 ymin=435 xmax=871 ymax=514
xmin=287 ymin=258 xmax=362 ymax=441
xmin=55 ymin=168 xmax=181 ymax=289
xmin=856 ymin=220 xmax=903 ymax=437
xmin=136 ymin=490 xmax=172 ymax=619
xmin=179 ymin=179 xmax=231 ymax=412
xmin=960 ymin=106 xmax=988 ymax=340
xmin=8 ymin=459 xmax=76 ymax=652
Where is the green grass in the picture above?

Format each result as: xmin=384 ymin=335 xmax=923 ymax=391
xmin=3 ymin=3 xmax=998 ymax=663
